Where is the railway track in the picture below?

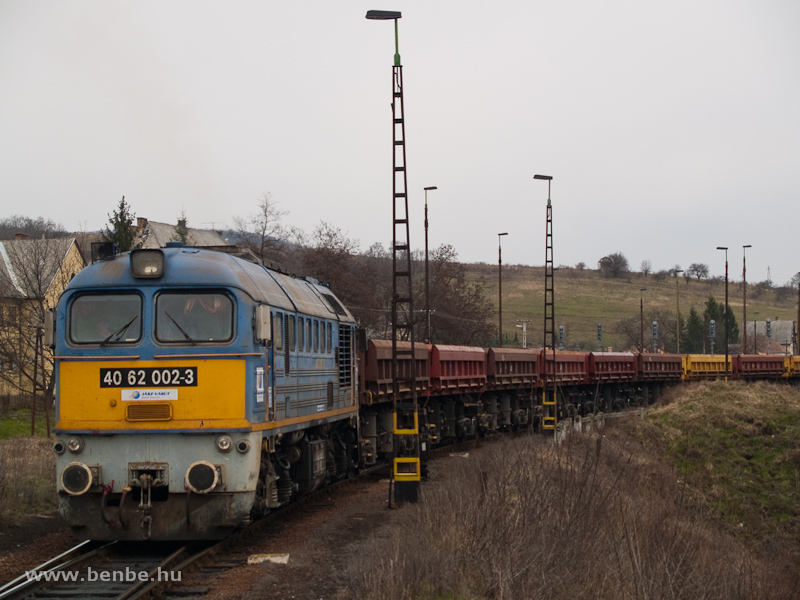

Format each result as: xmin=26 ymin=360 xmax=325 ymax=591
xmin=0 ymin=463 xmax=389 ymax=600
xmin=0 ymin=540 xmax=215 ymax=600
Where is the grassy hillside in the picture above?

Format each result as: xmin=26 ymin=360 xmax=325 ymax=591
xmin=470 ymin=263 xmax=798 ymax=351
xmin=619 ymin=380 xmax=800 ymax=548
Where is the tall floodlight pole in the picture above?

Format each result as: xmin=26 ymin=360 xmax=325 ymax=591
xmin=534 ymin=174 xmax=556 ymax=431
xmin=717 ymin=247 xmax=729 ymax=379
xmin=640 ymin=288 xmax=647 ymax=354
xmin=675 ymin=270 xmax=683 ymax=353
xmin=424 ymin=186 xmax=437 ymax=343
xmin=366 ymin=9 xmax=421 ymax=505
xmin=742 ymin=245 xmax=751 ymax=354
xmin=498 ymin=232 xmax=508 ymax=347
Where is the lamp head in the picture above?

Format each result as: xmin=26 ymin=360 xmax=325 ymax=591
xmin=366 ymin=10 xmax=401 ymax=19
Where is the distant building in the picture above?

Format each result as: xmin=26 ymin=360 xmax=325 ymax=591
xmin=0 ymin=235 xmax=86 ymax=404
xmin=746 ymin=320 xmax=796 ymax=354
xmin=132 ymin=217 xmax=229 ymax=249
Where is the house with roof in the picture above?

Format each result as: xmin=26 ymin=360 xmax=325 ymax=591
xmin=0 ymin=234 xmax=85 ymax=406
xmin=132 ymin=217 xmax=229 ymax=249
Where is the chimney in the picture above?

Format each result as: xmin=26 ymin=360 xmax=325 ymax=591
xmin=14 ymin=233 xmax=31 ymax=241
xmin=137 ymin=217 xmax=148 ymax=230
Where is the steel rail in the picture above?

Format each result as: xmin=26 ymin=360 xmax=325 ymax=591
xmin=0 ymin=540 xmax=113 ymax=600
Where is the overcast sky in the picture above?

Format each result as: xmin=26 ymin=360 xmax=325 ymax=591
xmin=1 ymin=1 xmax=798 ymax=286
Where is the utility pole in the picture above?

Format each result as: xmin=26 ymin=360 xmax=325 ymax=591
xmin=742 ymin=245 xmax=751 ymax=354
xmin=717 ymin=247 xmax=729 ymax=379
xmin=497 ymin=232 xmax=508 ymax=347
xmin=640 ymin=288 xmax=646 ymax=354
xmin=675 ymin=270 xmax=683 ymax=353
xmin=423 ymin=186 xmax=437 ymax=342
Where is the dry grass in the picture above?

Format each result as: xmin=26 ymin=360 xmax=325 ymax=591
xmin=0 ymin=437 xmax=57 ymax=525
xmin=343 ymin=428 xmax=800 ymax=600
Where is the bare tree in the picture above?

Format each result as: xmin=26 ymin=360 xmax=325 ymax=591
xmin=357 ymin=243 xmax=393 ymax=338
xmin=614 ymin=306 xmax=683 ymax=353
xmin=0 ymin=238 xmax=84 ymax=414
xmin=419 ymin=244 xmax=495 ymax=346
xmin=640 ymin=259 xmax=651 ymax=277
xmin=598 ymin=252 xmax=629 ymax=278
xmin=687 ymin=263 xmax=709 ymax=280
xmin=300 ymin=222 xmax=381 ymax=325
xmin=290 ymin=230 xmax=494 ymax=345
xmin=233 ymin=192 xmax=288 ymax=264
xmin=0 ymin=216 xmax=67 ymax=240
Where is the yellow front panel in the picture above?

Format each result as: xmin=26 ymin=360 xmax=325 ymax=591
xmin=58 ymin=359 xmax=248 ymax=430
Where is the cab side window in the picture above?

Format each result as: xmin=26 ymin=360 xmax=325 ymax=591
xmin=298 ymin=317 xmax=305 ymax=352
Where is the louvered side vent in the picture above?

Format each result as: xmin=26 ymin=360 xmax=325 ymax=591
xmin=126 ymin=403 xmax=172 ymax=421
xmin=338 ymin=326 xmax=352 ymax=387
xmin=327 ymin=381 xmax=334 ymax=410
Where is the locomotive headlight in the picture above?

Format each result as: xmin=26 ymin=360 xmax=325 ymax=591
xmin=185 ymin=461 xmax=220 ymax=494
xmin=216 ymin=435 xmax=233 ymax=452
xmin=61 ymin=462 xmax=94 ymax=496
xmin=130 ymin=249 xmax=164 ymax=278
xmin=67 ymin=436 xmax=85 ymax=454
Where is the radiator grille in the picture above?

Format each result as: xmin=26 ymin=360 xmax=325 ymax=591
xmin=126 ymin=403 xmax=172 ymax=421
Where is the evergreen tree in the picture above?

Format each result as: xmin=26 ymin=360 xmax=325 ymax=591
xmin=683 ymin=306 xmax=704 ymax=353
xmin=704 ymin=295 xmax=740 ymax=348
xmin=103 ymin=196 xmax=136 ymax=252
xmin=175 ymin=209 xmax=191 ymax=245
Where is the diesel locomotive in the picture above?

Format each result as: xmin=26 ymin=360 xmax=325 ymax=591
xmin=49 ymin=244 xmax=360 ymax=540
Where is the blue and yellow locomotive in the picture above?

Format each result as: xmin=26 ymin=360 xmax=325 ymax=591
xmin=49 ymin=244 xmax=359 ymax=540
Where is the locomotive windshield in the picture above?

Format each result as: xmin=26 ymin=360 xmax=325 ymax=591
xmin=69 ymin=294 xmax=142 ymax=345
xmin=155 ymin=291 xmax=233 ymax=343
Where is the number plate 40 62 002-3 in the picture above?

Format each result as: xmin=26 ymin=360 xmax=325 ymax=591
xmin=100 ymin=367 xmax=198 ymax=388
